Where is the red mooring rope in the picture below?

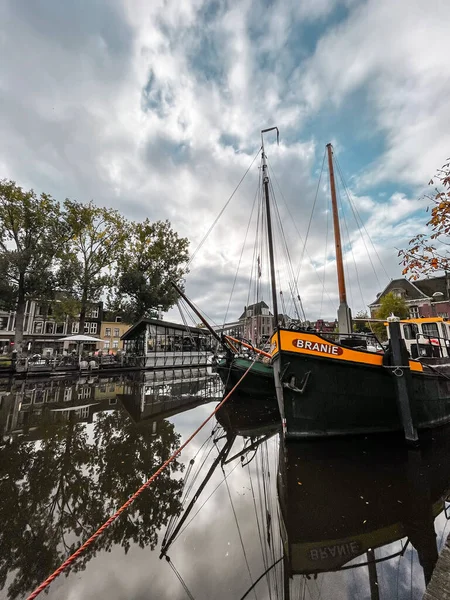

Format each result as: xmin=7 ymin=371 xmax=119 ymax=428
xmin=26 ymin=361 xmax=256 ymax=600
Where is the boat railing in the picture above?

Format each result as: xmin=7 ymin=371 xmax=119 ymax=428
xmin=413 ymin=332 xmax=450 ymax=359
xmin=315 ymin=331 xmax=384 ymax=352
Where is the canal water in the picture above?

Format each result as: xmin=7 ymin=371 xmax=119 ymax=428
xmin=1 ymin=369 xmax=449 ymax=600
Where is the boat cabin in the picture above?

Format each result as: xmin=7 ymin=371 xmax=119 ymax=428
xmin=387 ymin=317 xmax=450 ymax=359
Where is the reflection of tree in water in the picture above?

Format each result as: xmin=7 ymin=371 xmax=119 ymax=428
xmin=0 ymin=410 xmax=183 ymax=600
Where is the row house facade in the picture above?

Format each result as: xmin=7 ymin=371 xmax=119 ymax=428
xmin=100 ymin=319 xmax=130 ymax=351
xmin=0 ymin=300 xmax=104 ymax=353
xmin=369 ymin=275 xmax=450 ymax=319
xmin=239 ymin=301 xmax=275 ymax=346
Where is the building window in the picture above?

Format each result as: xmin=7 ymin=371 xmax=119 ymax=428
xmin=78 ymin=387 xmax=91 ymax=400
xmin=55 ymin=322 xmax=65 ymax=334
xmin=115 ymin=316 xmax=122 ymax=322
xmin=409 ymin=306 xmax=419 ymax=319
xmin=63 ymin=388 xmax=72 ymax=402
xmin=0 ymin=317 xmax=8 ymax=331
xmin=33 ymin=321 xmax=43 ymax=334
xmin=90 ymin=322 xmax=97 ymax=334
xmin=114 ymin=328 xmax=120 ymax=337
xmin=87 ymin=306 xmax=99 ymax=318
xmin=104 ymin=342 xmax=110 ymax=349
xmin=113 ymin=340 xmax=119 ymax=349
xmin=72 ymin=322 xmax=79 ymax=334
xmin=105 ymin=327 xmax=111 ymax=337
xmin=45 ymin=322 xmax=55 ymax=334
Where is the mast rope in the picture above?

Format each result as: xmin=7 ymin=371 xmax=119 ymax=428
xmin=247 ymin=463 xmax=272 ymax=600
xmin=25 ymin=361 xmax=257 ymax=600
xmin=239 ymin=557 xmax=283 ymax=600
xmin=295 ymin=148 xmax=327 ymax=281
xmin=188 ymin=147 xmax=261 ymax=268
xmin=335 ymin=176 xmax=357 ymax=309
xmin=334 ymin=154 xmax=389 ymax=285
xmin=172 ymin=460 xmax=241 ymax=544
xmin=268 ymin=175 xmax=307 ymax=322
xmin=268 ymin=157 xmax=334 ymax=318
xmin=165 ymin=556 xmax=196 ymax=600
xmin=223 ymin=466 xmax=258 ymax=599
xmin=320 ymin=180 xmax=331 ymax=318
xmin=223 ymin=168 xmax=261 ymax=328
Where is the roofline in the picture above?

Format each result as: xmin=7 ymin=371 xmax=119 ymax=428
xmin=370 ymin=278 xmax=431 ymax=306
xmin=121 ymin=317 xmax=213 ymax=340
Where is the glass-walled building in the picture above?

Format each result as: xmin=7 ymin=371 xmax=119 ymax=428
xmin=121 ymin=318 xmax=216 ymax=368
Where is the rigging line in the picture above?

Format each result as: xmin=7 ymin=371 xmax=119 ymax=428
xmin=173 ymin=460 xmax=241 ymax=543
xmin=247 ymin=463 xmax=273 ymax=600
xmin=334 ymin=155 xmax=389 ymax=284
xmin=334 ymin=177 xmax=355 ymax=309
xmin=188 ymin=146 xmax=262 ymax=268
xmin=267 ymin=157 xmax=334 ymax=312
xmin=247 ymin=168 xmax=263 ymax=314
xmin=177 ymin=300 xmax=200 ymax=345
xmin=267 ymin=163 xmax=307 ymax=321
xmin=165 ymin=556 xmax=196 ymax=600
xmin=295 ymin=148 xmax=327 ymax=282
xmin=269 ymin=178 xmax=307 ymax=322
xmin=26 ymin=362 xmax=257 ymax=600
xmin=163 ymin=434 xmax=216 ymax=544
xmin=179 ymin=294 xmax=222 ymax=334
xmin=223 ymin=170 xmax=261 ymax=326
xmin=262 ymin=442 xmax=279 ymax=599
xmin=336 ymin=176 xmax=364 ymax=310
xmin=239 ymin=557 xmax=284 ymax=600
xmin=258 ymin=440 xmax=278 ymax=599
xmin=320 ymin=176 xmax=330 ymax=318
xmin=181 ymin=443 xmax=216 ymax=507
xmin=255 ymin=449 xmax=273 ymax=592
xmin=223 ymin=470 xmax=258 ymax=600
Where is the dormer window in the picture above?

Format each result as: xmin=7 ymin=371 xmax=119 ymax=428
xmin=392 ymin=288 xmax=405 ymax=298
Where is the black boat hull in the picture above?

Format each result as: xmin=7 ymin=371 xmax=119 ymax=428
xmin=275 ymin=348 xmax=450 ymax=438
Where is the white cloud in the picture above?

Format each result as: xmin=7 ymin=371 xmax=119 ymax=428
xmin=0 ymin=0 xmax=447 ymax=325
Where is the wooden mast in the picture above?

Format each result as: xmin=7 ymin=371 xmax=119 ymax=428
xmin=326 ymin=143 xmax=352 ymax=335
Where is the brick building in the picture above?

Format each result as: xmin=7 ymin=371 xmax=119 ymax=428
xmin=369 ymin=275 xmax=450 ymax=319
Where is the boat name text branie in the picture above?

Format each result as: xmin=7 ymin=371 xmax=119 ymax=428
xmin=292 ymin=338 xmax=343 ymax=356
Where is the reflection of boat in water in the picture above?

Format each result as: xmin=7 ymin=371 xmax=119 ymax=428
xmin=146 ymin=388 xmax=450 ymax=599
xmin=215 ymin=390 xmax=280 ymax=438
xmin=278 ymin=428 xmax=450 ymax=596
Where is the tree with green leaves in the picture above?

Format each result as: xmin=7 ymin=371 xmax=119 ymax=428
xmin=0 ymin=404 xmax=183 ymax=600
xmin=353 ymin=310 xmax=370 ymax=333
xmin=112 ymin=219 xmax=189 ymax=323
xmin=58 ymin=200 xmax=129 ymax=334
xmin=372 ymin=292 xmax=409 ymax=340
xmin=0 ymin=180 xmax=67 ymax=350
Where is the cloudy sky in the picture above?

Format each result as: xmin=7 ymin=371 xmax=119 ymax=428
xmin=1 ymin=0 xmax=449 ymax=325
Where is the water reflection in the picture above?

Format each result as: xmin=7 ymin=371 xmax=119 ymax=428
xmin=0 ymin=372 xmax=449 ymax=599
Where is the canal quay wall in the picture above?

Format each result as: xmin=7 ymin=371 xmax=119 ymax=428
xmin=423 ymin=532 xmax=450 ymax=600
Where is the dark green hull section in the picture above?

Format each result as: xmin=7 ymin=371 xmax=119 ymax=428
xmin=275 ymin=350 xmax=450 ymax=439
xmin=217 ymin=357 xmax=275 ymax=398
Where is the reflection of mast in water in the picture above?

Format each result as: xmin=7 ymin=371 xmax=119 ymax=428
xmin=277 ymin=430 xmax=450 ymax=599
